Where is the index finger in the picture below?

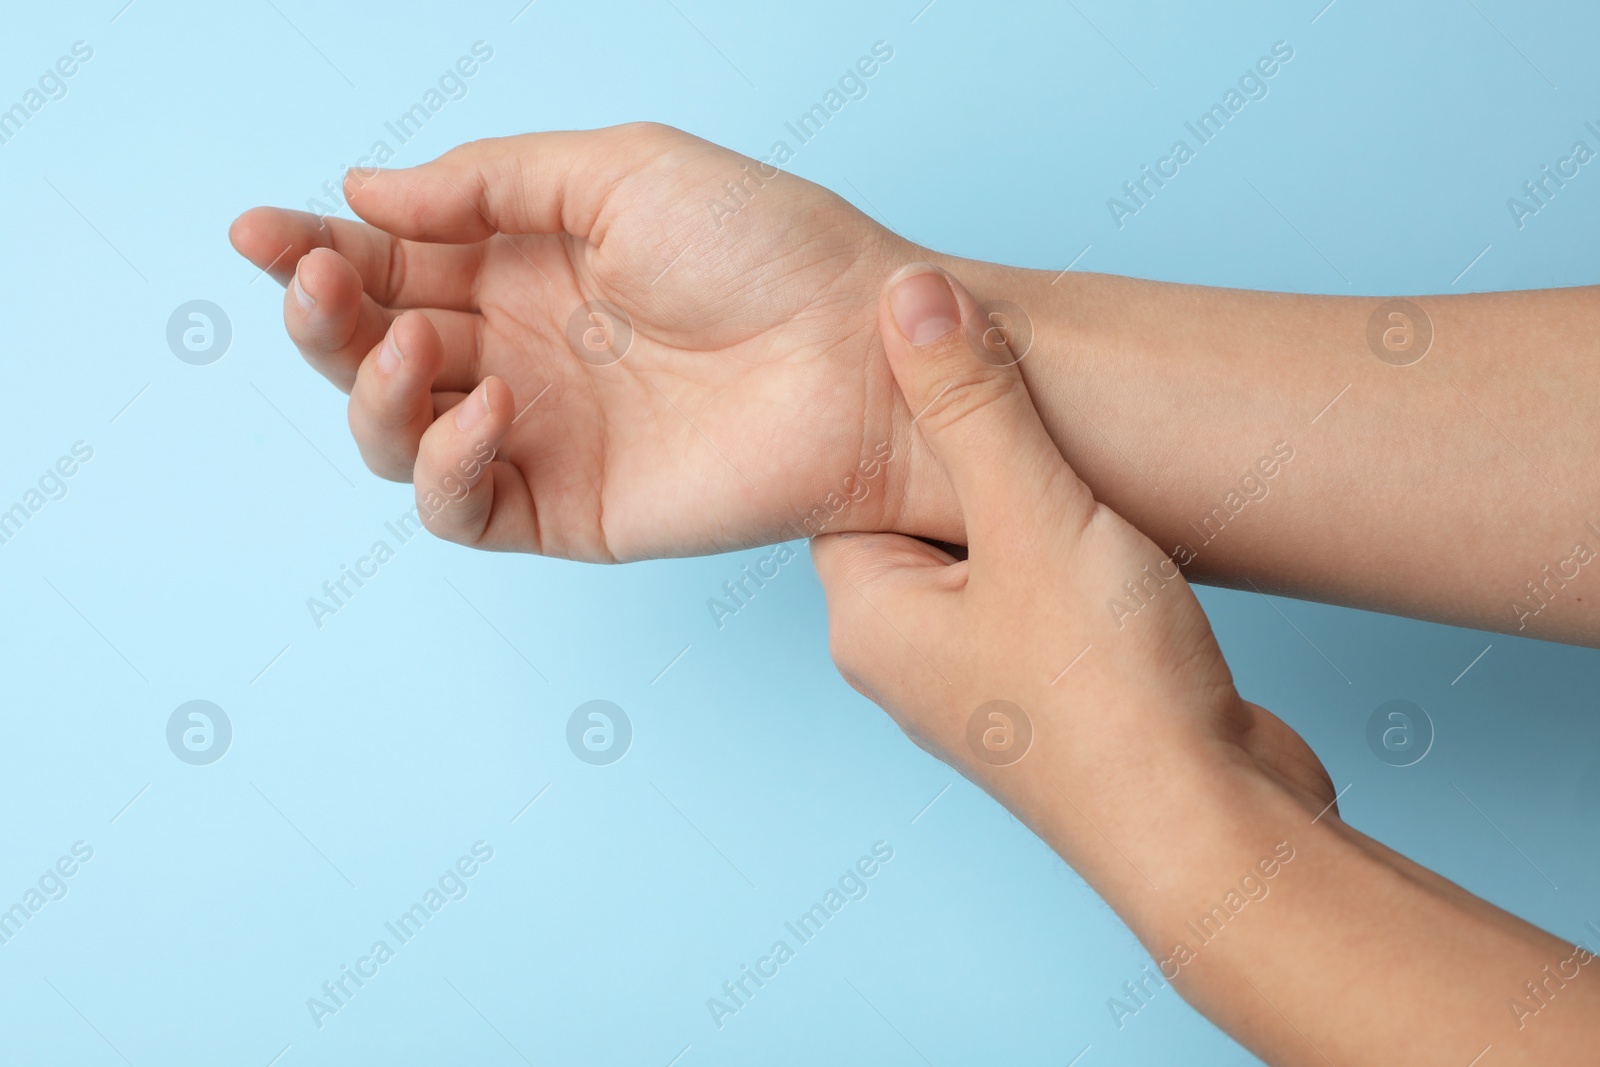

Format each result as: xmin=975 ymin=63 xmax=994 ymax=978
xmin=230 ymin=206 xmax=483 ymax=310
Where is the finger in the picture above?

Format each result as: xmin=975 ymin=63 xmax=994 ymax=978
xmin=881 ymin=263 xmax=1097 ymax=553
xmin=348 ymin=311 xmax=446 ymax=481
xmin=413 ymin=376 xmax=537 ymax=550
xmin=810 ymin=532 xmax=960 ymax=596
xmin=287 ymin=248 xmax=483 ymax=393
xmin=284 ymin=247 xmax=385 ymax=390
xmin=344 ymin=123 xmax=683 ymax=242
xmin=230 ymin=206 xmax=482 ymax=310
xmin=809 ymin=532 xmax=962 ymax=717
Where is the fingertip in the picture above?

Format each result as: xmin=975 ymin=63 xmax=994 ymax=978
xmin=483 ymin=374 xmax=515 ymax=420
xmin=483 ymin=376 xmax=516 ymax=438
xmin=885 ymin=263 xmax=962 ymax=348
xmin=229 ymin=206 xmax=284 ymax=265
xmin=284 ymin=248 xmax=370 ymax=376
xmin=226 ymin=211 xmax=253 ymax=256
xmin=365 ymin=311 xmax=443 ymax=400
xmin=448 ymin=375 xmax=514 ymax=439
xmin=343 ymin=165 xmax=395 ymax=204
xmin=874 ymin=263 xmax=974 ymax=414
xmin=387 ymin=309 xmax=444 ymax=371
xmin=292 ymin=247 xmax=358 ymax=309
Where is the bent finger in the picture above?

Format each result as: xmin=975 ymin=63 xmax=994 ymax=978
xmin=344 ymin=124 xmax=687 ymax=243
xmin=288 ymin=248 xmax=483 ymax=393
xmin=413 ymin=376 xmax=536 ymax=551
xmin=230 ymin=206 xmax=482 ymax=310
xmin=348 ymin=311 xmax=447 ymax=481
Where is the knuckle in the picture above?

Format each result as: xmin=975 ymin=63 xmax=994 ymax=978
xmin=916 ymin=369 xmax=1024 ymax=435
xmin=620 ymin=120 xmax=675 ymax=142
xmin=614 ymin=122 xmax=696 ymax=172
xmin=445 ymin=136 xmax=501 ymax=163
xmin=415 ymin=490 xmax=467 ymax=543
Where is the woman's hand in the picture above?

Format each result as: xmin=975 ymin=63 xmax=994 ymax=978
xmin=810 ymin=263 xmax=1335 ymax=846
xmin=231 ymin=123 xmax=955 ymax=561
xmin=811 ymin=264 xmax=1600 ymax=1067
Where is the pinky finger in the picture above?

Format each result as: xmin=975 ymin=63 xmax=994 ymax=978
xmin=413 ymin=376 xmax=535 ymax=551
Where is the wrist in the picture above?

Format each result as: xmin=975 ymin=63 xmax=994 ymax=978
xmin=879 ymin=253 xmax=1083 ymax=544
xmin=1004 ymin=722 xmax=1330 ymax=948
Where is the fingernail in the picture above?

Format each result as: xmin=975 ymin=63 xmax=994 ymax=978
xmin=292 ymin=268 xmax=316 ymax=311
xmin=888 ymin=265 xmax=960 ymax=346
xmin=455 ymin=381 xmax=490 ymax=431
xmin=377 ymin=334 xmax=403 ymax=373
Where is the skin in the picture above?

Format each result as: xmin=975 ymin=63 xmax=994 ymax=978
xmin=230 ymin=123 xmax=1600 ymax=1063
xmin=230 ymin=123 xmax=917 ymax=561
xmin=810 ymin=264 xmax=1600 ymax=1065
xmin=230 ymin=123 xmax=1600 ymax=645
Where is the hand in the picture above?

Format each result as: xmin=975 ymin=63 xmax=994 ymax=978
xmin=230 ymin=123 xmax=956 ymax=561
xmin=810 ymin=264 xmax=1335 ymax=866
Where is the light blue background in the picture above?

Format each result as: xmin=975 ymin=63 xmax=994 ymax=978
xmin=2 ymin=1 xmax=1597 ymax=1064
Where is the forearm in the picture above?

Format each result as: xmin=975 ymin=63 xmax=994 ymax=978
xmin=1001 ymin=749 xmax=1599 ymax=1066
xmin=811 ymin=251 xmax=1600 ymax=1063
xmin=911 ymin=258 xmax=1600 ymax=645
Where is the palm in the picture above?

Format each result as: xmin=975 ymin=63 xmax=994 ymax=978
xmin=233 ymin=125 xmax=931 ymax=563
xmin=470 ymin=136 xmax=915 ymax=560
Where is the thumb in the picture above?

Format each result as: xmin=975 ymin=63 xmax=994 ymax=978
xmin=343 ymin=126 xmax=664 ymax=243
xmin=882 ymin=264 xmax=1095 ymax=551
